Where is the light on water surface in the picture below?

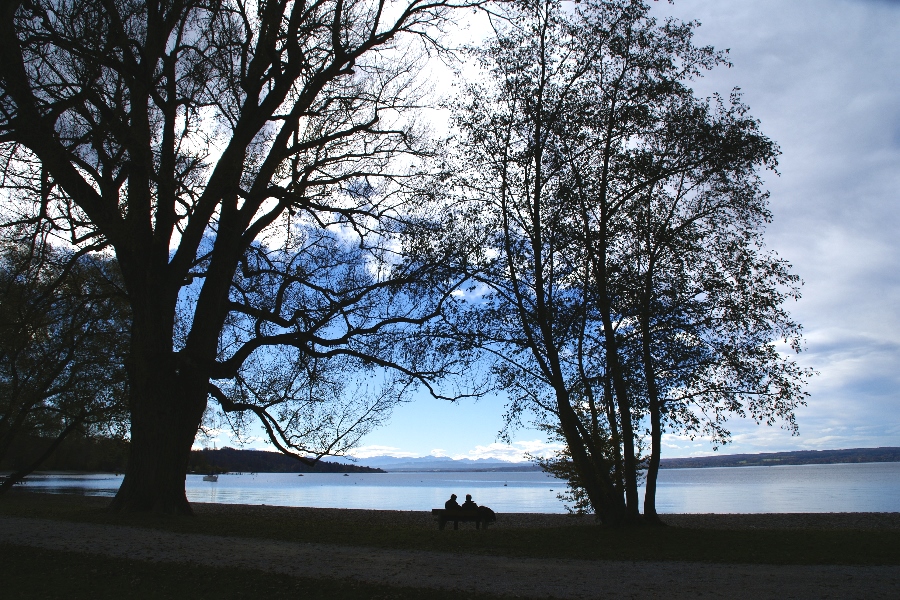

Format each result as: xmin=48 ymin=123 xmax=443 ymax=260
xmin=16 ymin=462 xmax=900 ymax=513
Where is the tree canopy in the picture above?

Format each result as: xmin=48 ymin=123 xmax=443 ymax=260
xmin=0 ymin=236 xmax=129 ymax=490
xmin=446 ymin=0 xmax=811 ymax=524
xmin=0 ymin=0 xmax=484 ymax=513
xmin=0 ymin=0 xmax=811 ymax=520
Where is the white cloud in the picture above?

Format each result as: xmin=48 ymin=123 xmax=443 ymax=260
xmin=641 ymin=0 xmax=900 ymax=457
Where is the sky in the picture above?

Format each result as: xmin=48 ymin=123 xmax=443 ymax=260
xmin=211 ymin=0 xmax=900 ymax=462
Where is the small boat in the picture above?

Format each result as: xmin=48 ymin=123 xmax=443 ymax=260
xmin=203 ymin=474 xmax=218 ymax=482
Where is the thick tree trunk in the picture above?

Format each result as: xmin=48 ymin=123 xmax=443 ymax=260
xmin=109 ymin=300 xmax=207 ymax=514
xmin=110 ymin=368 xmax=206 ymax=514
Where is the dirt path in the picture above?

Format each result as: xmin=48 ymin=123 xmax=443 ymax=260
xmin=2 ymin=515 xmax=899 ymax=599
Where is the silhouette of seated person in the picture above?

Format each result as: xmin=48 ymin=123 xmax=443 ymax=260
xmin=445 ymin=493 xmax=461 ymax=510
xmin=461 ymin=494 xmax=478 ymax=510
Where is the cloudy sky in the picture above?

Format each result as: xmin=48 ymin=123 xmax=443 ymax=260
xmin=219 ymin=0 xmax=900 ymax=462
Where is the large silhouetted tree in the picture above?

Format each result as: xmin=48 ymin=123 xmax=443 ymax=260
xmin=0 ymin=0 xmax=482 ymax=513
xmin=450 ymin=0 xmax=809 ymax=524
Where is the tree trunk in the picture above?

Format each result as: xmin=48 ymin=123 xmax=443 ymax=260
xmin=554 ymin=389 xmax=625 ymax=526
xmin=643 ymin=401 xmax=664 ymax=525
xmin=108 ymin=301 xmax=207 ymax=514
xmin=639 ymin=266 xmax=665 ymax=525
xmin=602 ymin=376 xmax=625 ymax=496
xmin=598 ymin=312 xmax=641 ymax=522
xmin=110 ymin=370 xmax=206 ymax=514
xmin=643 ymin=342 xmax=665 ymax=525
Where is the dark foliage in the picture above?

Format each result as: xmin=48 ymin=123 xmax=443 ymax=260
xmin=0 ymin=241 xmax=129 ymax=489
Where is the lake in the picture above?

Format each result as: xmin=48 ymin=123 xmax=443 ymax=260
xmin=14 ymin=462 xmax=900 ymax=513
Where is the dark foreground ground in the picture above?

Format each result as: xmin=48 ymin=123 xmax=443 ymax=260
xmin=1 ymin=491 xmax=899 ymax=599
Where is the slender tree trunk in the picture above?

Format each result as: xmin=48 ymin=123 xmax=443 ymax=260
xmin=639 ymin=260 xmax=665 ymax=525
xmin=643 ymin=399 xmax=664 ymax=524
xmin=554 ymin=389 xmax=624 ymax=526
xmin=597 ymin=309 xmax=641 ymax=521
xmin=586 ymin=186 xmax=641 ymax=522
xmin=603 ymin=375 xmax=625 ymax=496
xmin=640 ymin=311 xmax=665 ymax=525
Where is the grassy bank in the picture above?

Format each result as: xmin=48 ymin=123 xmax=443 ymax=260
xmin=2 ymin=491 xmax=898 ymax=567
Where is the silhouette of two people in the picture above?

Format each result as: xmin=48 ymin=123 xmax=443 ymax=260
xmin=442 ymin=493 xmax=494 ymax=530
xmin=445 ymin=493 xmax=478 ymax=510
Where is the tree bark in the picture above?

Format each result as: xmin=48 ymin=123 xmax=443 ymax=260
xmin=643 ymin=400 xmax=664 ymax=525
xmin=109 ymin=368 xmax=206 ymax=513
xmin=640 ymin=258 xmax=665 ymax=525
xmin=641 ymin=324 xmax=666 ymax=525
xmin=597 ymin=303 xmax=641 ymax=521
xmin=108 ymin=289 xmax=207 ymax=514
xmin=554 ymin=390 xmax=625 ymax=526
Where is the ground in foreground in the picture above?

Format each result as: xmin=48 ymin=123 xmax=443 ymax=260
xmin=1 ymin=491 xmax=898 ymax=599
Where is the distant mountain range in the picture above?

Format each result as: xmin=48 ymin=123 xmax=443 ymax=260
xmin=348 ymin=447 xmax=900 ymax=472
xmin=11 ymin=437 xmax=897 ymax=475
xmin=347 ymin=455 xmax=542 ymax=472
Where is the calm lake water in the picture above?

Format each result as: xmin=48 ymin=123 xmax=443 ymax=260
xmin=14 ymin=462 xmax=900 ymax=514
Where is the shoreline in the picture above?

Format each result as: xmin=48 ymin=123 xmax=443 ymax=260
xmin=191 ymin=500 xmax=900 ymax=530
xmin=5 ymin=489 xmax=900 ymax=529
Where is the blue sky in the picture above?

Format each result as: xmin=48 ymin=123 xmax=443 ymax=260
xmin=211 ymin=0 xmax=900 ymax=462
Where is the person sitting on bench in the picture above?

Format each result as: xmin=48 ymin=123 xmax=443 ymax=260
xmin=461 ymin=494 xmax=478 ymax=510
xmin=445 ymin=493 xmax=461 ymax=510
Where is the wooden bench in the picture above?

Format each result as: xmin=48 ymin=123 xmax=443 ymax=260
xmin=432 ymin=508 xmax=495 ymax=530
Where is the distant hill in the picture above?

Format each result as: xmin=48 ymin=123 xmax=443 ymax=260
xmin=0 ymin=435 xmax=128 ymax=472
xmin=0 ymin=437 xmax=386 ymax=474
xmin=7 ymin=438 xmax=897 ymax=474
xmin=658 ymin=447 xmax=900 ymax=469
xmin=190 ymin=448 xmax=385 ymax=474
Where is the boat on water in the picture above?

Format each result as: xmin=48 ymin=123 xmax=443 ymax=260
xmin=202 ymin=474 xmax=218 ymax=482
